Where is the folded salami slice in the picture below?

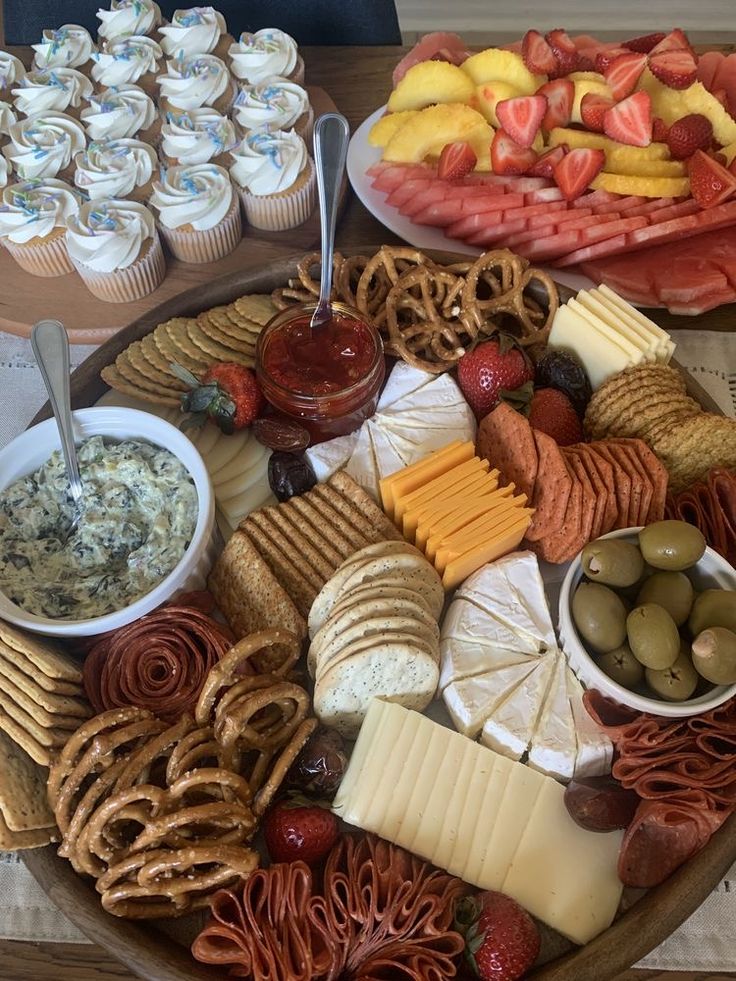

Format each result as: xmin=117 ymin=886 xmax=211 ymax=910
xmin=666 ymin=468 xmax=736 ymax=565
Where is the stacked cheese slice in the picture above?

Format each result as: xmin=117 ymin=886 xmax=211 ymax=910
xmin=441 ymin=551 xmax=612 ymax=781
xmin=548 ymin=283 xmax=675 ymax=389
xmin=380 ymin=442 xmax=533 ymax=590
xmin=333 ymin=698 xmax=623 ymax=946
xmin=305 ymin=362 xmax=476 ymax=500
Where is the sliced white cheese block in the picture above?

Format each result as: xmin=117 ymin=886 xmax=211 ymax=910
xmin=596 ymin=283 xmax=674 ymax=361
xmin=203 ymin=428 xmax=253 ymax=476
xmin=528 ymin=652 xmax=577 ymax=783
xmin=214 ymin=438 xmax=269 ymax=487
xmin=219 ymin=473 xmax=275 ymax=526
xmin=185 ymin=418 xmax=222 ymax=457
xmin=407 ymin=722 xmax=470 ymax=861
xmin=344 ymin=422 xmax=380 ymax=500
xmin=442 ymin=597 xmax=543 ymax=657
xmin=359 ymin=707 xmax=424 ymax=836
xmin=342 ymin=698 xmax=408 ymax=829
xmin=443 ymin=661 xmax=537 ymax=738
xmin=382 ymin=712 xmax=438 ymax=842
xmin=566 ymin=667 xmax=613 ymax=778
xmin=576 ymin=291 xmax=658 ymax=361
xmin=376 ymin=361 xmax=434 ymax=411
xmin=445 ymin=741 xmax=497 ymax=879
xmin=567 ymin=297 xmax=650 ymax=363
xmin=480 ymin=652 xmax=557 ymax=761
xmin=439 ymin=637 xmax=530 ymax=691
xmin=393 ymin=720 xmax=456 ymax=855
xmin=332 ymin=697 xmax=387 ymax=818
xmin=304 ymin=431 xmax=359 ymax=482
xmin=548 ymin=303 xmax=633 ymax=389
xmin=433 ymin=738 xmax=482 ymax=872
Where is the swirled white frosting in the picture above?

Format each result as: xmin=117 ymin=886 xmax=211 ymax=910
xmin=81 ymin=84 xmax=156 ymax=140
xmin=0 ymin=100 xmax=17 ymax=135
xmin=32 ymin=25 xmax=96 ymax=71
xmin=91 ymin=36 xmax=162 ymax=87
xmin=0 ymin=178 xmax=81 ymax=243
xmin=156 ymin=54 xmax=230 ymax=110
xmin=0 ymin=53 xmax=25 ymax=94
xmin=149 ymin=162 xmax=233 ymax=230
xmin=0 ymin=155 xmax=8 ymax=188
xmin=66 ymin=198 xmax=155 ymax=270
xmin=228 ymin=29 xmax=298 ymax=83
xmin=12 ymin=69 xmax=93 ymax=117
xmin=161 ymin=107 xmax=237 ymax=164
xmin=3 ymin=112 xmax=86 ymax=180
xmin=229 ymin=129 xmax=307 ymax=196
xmin=74 ymin=138 xmax=157 ymax=199
xmin=232 ymin=76 xmax=308 ymax=132
xmin=159 ymin=7 xmax=227 ymax=58
xmin=97 ymin=0 xmax=163 ymax=40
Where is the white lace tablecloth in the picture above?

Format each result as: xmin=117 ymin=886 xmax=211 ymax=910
xmin=0 ymin=326 xmax=735 ymax=969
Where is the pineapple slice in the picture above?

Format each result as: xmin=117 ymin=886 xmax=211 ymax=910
xmin=368 ymin=111 xmax=419 ymax=147
xmin=461 ymin=48 xmax=545 ymax=94
xmin=383 ymin=104 xmax=493 ymax=165
xmin=387 ymin=61 xmax=475 ymax=112
xmin=569 ymin=71 xmax=608 ymax=83
xmin=548 ymin=127 xmax=670 ymax=160
xmin=723 ymin=141 xmax=736 ymax=166
xmin=638 ymin=68 xmax=736 ymax=146
xmin=591 ymin=172 xmax=690 ymax=197
xmin=605 ymin=150 xmax=686 ymax=178
xmin=474 ymin=81 xmax=522 ymax=126
xmin=571 ymin=78 xmax=613 ymax=125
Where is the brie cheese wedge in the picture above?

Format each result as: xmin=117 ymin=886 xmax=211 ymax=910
xmin=566 ymin=668 xmax=613 ymax=778
xmin=444 ymin=661 xmax=538 ymax=738
xmin=305 ymin=431 xmax=359 ymax=482
xmin=480 ymin=652 xmax=557 ymax=761
xmin=528 ymin=652 xmax=577 ymax=783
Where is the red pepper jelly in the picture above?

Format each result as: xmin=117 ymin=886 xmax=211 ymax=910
xmin=256 ymin=302 xmax=385 ymax=443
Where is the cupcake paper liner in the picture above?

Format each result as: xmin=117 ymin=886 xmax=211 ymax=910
xmin=158 ymin=191 xmax=242 ymax=262
xmin=238 ymin=156 xmax=316 ymax=231
xmin=290 ymin=54 xmax=306 ymax=86
xmin=3 ymin=230 xmax=74 ymax=277
xmin=71 ymin=231 xmax=166 ymax=301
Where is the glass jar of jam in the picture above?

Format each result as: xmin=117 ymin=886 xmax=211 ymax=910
xmin=256 ymin=302 xmax=386 ymax=443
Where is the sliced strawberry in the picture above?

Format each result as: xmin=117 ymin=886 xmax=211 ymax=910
xmin=491 ymin=129 xmax=539 ymax=176
xmin=581 ymin=93 xmax=615 ymax=133
xmin=437 ymin=141 xmax=478 ymax=180
xmin=603 ymin=91 xmax=652 ymax=147
xmin=575 ymin=55 xmax=597 ymax=72
xmin=545 ymin=28 xmax=578 ymax=76
xmin=553 ymin=147 xmax=605 ymax=200
xmin=604 ymin=52 xmax=647 ymax=100
xmin=496 ymin=95 xmax=546 ymax=147
xmin=652 ymin=116 xmax=670 ymax=143
xmin=595 ymin=47 xmax=629 ymax=74
xmin=528 ymin=144 xmax=567 ymax=178
xmin=622 ymin=32 xmax=667 ymax=54
xmin=649 ymin=28 xmax=694 ymax=55
xmin=648 ymin=49 xmax=698 ymax=90
xmin=521 ymin=30 xmax=557 ymax=75
xmin=667 ymin=114 xmax=713 ymax=160
xmin=537 ymin=78 xmax=574 ymax=130
xmin=688 ymin=148 xmax=736 ymax=208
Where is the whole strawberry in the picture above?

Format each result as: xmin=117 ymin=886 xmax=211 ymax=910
xmin=528 ymin=387 xmax=582 ymax=445
xmin=457 ymin=337 xmax=533 ymax=421
xmin=263 ymin=795 xmax=339 ymax=866
xmin=455 ymin=891 xmax=540 ymax=981
xmin=174 ymin=362 xmax=264 ymax=433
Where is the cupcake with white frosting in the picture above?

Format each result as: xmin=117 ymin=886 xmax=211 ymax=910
xmin=158 ymin=7 xmax=234 ymax=61
xmin=160 ymin=107 xmax=238 ymax=166
xmin=91 ymin=36 xmax=163 ymax=97
xmin=32 ymin=26 xmax=97 ymax=77
xmin=0 ymin=155 xmax=9 ymax=190
xmin=0 ymin=178 xmax=81 ymax=275
xmin=156 ymin=54 xmax=237 ymax=116
xmin=66 ymin=198 xmax=165 ymax=301
xmin=81 ymin=84 xmax=160 ymax=143
xmin=233 ymin=76 xmax=313 ymax=143
xmin=228 ymin=29 xmax=304 ymax=86
xmin=12 ymin=68 xmax=93 ymax=119
xmin=74 ymin=138 xmax=157 ymax=202
xmin=149 ymin=162 xmax=241 ymax=262
xmin=229 ymin=129 xmax=315 ymax=231
xmin=0 ymin=53 xmax=25 ymax=100
xmin=97 ymin=0 xmax=162 ymax=41
xmin=0 ymin=101 xmax=17 ymax=147
xmin=3 ymin=112 xmax=86 ymax=181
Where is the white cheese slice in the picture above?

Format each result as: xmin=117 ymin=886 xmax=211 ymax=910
xmin=575 ymin=290 xmax=658 ymax=361
xmin=502 ymin=779 xmax=624 ymax=945
xmin=439 ymin=637 xmax=531 ymax=691
xmin=433 ymin=738 xmax=482 ymax=871
xmin=442 ymin=597 xmax=542 ymax=657
xmin=344 ymin=422 xmax=380 ymax=500
xmin=219 ymin=474 xmax=275 ymax=526
xmin=381 ymin=712 xmax=438 ymax=842
xmin=596 ymin=283 xmax=673 ymax=361
xmin=443 ymin=661 xmax=538 ymax=738
xmin=528 ymin=652 xmax=577 ymax=782
xmin=548 ymin=303 xmax=633 ymax=389
xmin=332 ymin=697 xmax=388 ymax=822
xmin=203 ymin=428 xmax=253 ymax=476
xmin=304 ymin=430 xmax=359 ymax=483
xmin=566 ymin=667 xmax=613 ymax=778
xmin=445 ymin=743 xmax=497 ymax=879
xmin=480 ymin=652 xmax=557 ymax=761
xmin=366 ymin=419 xmax=408 ymax=478
xmin=214 ymin=447 xmax=271 ymax=500
xmin=566 ymin=296 xmax=643 ymax=362
xmin=393 ymin=721 xmax=457 ymax=857
xmin=376 ymin=361 xmax=434 ymax=411
xmin=358 ymin=707 xmax=424 ymax=836
xmin=407 ymin=724 xmax=470 ymax=861
xmin=213 ymin=437 xmax=269 ymax=486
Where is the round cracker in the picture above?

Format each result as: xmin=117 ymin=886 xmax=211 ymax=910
xmin=140 ymin=331 xmax=185 ymax=380
xmin=197 ymin=309 xmax=257 ymax=354
xmin=100 ymin=365 xmax=180 ymax=407
xmin=185 ymin=319 xmax=254 ymax=366
xmin=155 ymin=319 xmax=211 ymax=373
xmin=314 ymin=617 xmax=439 ymax=683
xmin=233 ymin=293 xmax=278 ymax=326
xmin=126 ymin=339 xmax=188 ymax=392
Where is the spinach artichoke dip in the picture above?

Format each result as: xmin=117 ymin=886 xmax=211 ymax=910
xmin=0 ymin=436 xmax=198 ymax=620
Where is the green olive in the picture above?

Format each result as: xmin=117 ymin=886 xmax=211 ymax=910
xmin=688 ymin=589 xmax=736 ymax=636
xmin=638 ymin=521 xmax=706 ymax=571
xmin=626 ymin=604 xmax=680 ymax=669
xmin=581 ymin=540 xmax=645 ymax=588
xmin=691 ymin=627 xmax=736 ymax=685
xmin=636 ymin=571 xmax=694 ymax=627
xmin=596 ymin=644 xmax=644 ymax=689
xmin=645 ymin=650 xmax=699 ymax=701
xmin=572 ymin=582 xmax=628 ymax=654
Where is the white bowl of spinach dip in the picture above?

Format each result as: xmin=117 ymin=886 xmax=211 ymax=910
xmin=0 ymin=407 xmax=217 ymax=637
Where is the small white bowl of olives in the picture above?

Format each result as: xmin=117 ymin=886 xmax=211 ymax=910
xmin=559 ymin=521 xmax=736 ymax=717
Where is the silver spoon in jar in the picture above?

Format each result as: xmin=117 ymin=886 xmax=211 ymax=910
xmin=31 ymin=319 xmax=84 ymax=540
xmin=310 ymin=112 xmax=351 ymax=331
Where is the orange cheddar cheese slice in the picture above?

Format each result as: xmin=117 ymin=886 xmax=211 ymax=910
xmin=394 ymin=456 xmax=488 ymax=524
xmin=407 ymin=469 xmax=499 ymax=542
xmin=380 ymin=441 xmax=473 ymax=517
xmin=434 ymin=499 xmax=531 ymax=573
xmin=442 ymin=513 xmax=532 ymax=589
xmin=424 ymin=489 xmax=521 ymax=562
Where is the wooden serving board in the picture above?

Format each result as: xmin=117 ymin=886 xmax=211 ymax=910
xmin=0 ymin=87 xmax=339 ymax=345
xmin=23 ymin=250 xmax=735 ymax=981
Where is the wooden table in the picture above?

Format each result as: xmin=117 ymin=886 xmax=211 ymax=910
xmin=0 ymin=35 xmax=734 ymax=981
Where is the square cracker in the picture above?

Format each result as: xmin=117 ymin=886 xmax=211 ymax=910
xmin=0 ymin=671 xmax=88 ymax=729
xmin=535 ymin=457 xmax=583 ymax=564
xmin=592 ymin=442 xmax=631 ymax=530
xmin=279 ymin=498 xmax=348 ymax=569
xmin=0 ymin=692 xmax=75 ymax=748
xmin=0 ymin=811 xmax=56 ymax=851
xmin=566 ymin=446 xmax=606 ymax=541
xmin=0 ymin=729 xmax=55 ymax=831
xmin=262 ymin=506 xmax=340 ymax=581
xmin=524 ymin=430 xmax=571 ymax=542
xmin=583 ymin=445 xmax=618 ymax=535
xmin=326 ymin=471 xmax=404 ymax=543
xmin=0 ymin=709 xmax=53 ymax=766
xmin=242 ymin=517 xmax=321 ymax=617
xmin=302 ymin=486 xmax=373 ymax=556
xmin=0 ymin=622 xmax=82 ymax=683
xmin=476 ymin=402 xmax=538 ymax=499
xmin=0 ymin=641 xmax=81 ymax=696
xmin=609 ymin=439 xmax=653 ymax=526
xmin=0 ymin=649 xmax=89 ymax=717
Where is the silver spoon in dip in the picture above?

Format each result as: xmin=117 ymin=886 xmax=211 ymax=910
xmin=310 ymin=112 xmax=351 ymax=331
xmin=31 ymin=319 xmax=84 ymax=540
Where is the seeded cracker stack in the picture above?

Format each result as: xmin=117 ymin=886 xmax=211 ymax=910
xmin=209 ymin=472 xmax=403 ymax=651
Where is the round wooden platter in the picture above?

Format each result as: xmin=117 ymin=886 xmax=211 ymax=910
xmin=23 ymin=249 xmax=735 ymax=981
xmin=0 ymin=87 xmax=338 ymax=345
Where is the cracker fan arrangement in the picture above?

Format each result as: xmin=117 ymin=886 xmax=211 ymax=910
xmin=1 ymin=18 xmax=736 ymax=981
